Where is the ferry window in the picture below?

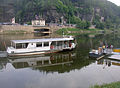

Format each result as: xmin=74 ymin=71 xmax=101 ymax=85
xmin=44 ymin=42 xmax=49 ymax=47
xmin=70 ymin=40 xmax=74 ymax=43
xmin=51 ymin=41 xmax=56 ymax=46
xmin=12 ymin=43 xmax=16 ymax=48
xmin=16 ymin=43 xmax=22 ymax=49
xmin=64 ymin=41 xmax=68 ymax=44
xmin=57 ymin=41 xmax=62 ymax=46
xmin=22 ymin=43 xmax=28 ymax=48
xmin=36 ymin=42 xmax=42 ymax=47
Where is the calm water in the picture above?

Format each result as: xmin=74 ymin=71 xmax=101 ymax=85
xmin=0 ymin=33 xmax=120 ymax=88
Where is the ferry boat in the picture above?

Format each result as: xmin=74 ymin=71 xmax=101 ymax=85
xmin=7 ymin=36 xmax=76 ymax=56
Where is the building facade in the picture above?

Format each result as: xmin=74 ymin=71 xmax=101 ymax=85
xmin=32 ymin=19 xmax=45 ymax=26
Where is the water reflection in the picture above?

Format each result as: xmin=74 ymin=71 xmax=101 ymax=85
xmin=0 ymin=58 xmax=8 ymax=71
xmin=34 ymin=33 xmax=50 ymax=37
xmin=0 ymin=33 xmax=120 ymax=88
xmin=97 ymin=59 xmax=120 ymax=68
xmin=9 ymin=52 xmax=75 ymax=69
xmin=0 ymin=49 xmax=95 ymax=74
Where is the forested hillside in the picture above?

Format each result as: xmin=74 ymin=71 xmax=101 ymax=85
xmin=0 ymin=0 xmax=120 ymax=29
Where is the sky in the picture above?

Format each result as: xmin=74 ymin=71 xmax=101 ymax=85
xmin=108 ymin=0 xmax=120 ymax=6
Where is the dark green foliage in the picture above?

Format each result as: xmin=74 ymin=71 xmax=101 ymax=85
xmin=76 ymin=21 xmax=90 ymax=29
xmin=1 ymin=0 xmax=120 ymax=29
xmin=69 ymin=16 xmax=81 ymax=24
xmin=96 ymin=22 xmax=105 ymax=29
xmin=91 ymin=81 xmax=120 ymax=88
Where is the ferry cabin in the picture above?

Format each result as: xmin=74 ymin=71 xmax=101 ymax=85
xmin=7 ymin=37 xmax=76 ymax=56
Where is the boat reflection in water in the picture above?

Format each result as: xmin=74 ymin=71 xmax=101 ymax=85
xmin=9 ymin=52 xmax=76 ymax=70
xmin=0 ymin=58 xmax=8 ymax=71
xmin=97 ymin=59 xmax=120 ymax=68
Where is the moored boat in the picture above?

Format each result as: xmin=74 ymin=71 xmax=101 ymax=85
xmin=89 ymin=49 xmax=103 ymax=58
xmin=113 ymin=48 xmax=120 ymax=53
xmin=7 ymin=36 xmax=76 ymax=56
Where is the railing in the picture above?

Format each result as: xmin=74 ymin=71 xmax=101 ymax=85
xmin=51 ymin=44 xmax=70 ymax=50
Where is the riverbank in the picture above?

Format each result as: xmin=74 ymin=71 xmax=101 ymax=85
xmin=91 ymin=81 xmax=120 ymax=88
xmin=0 ymin=25 xmax=119 ymax=35
xmin=0 ymin=25 xmax=52 ymax=34
xmin=0 ymin=25 xmax=33 ymax=34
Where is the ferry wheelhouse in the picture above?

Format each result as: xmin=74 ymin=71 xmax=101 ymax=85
xmin=7 ymin=36 xmax=76 ymax=56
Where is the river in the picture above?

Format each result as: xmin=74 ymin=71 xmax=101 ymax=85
xmin=0 ymin=33 xmax=120 ymax=88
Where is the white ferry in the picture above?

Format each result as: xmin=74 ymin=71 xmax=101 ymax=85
xmin=7 ymin=36 xmax=76 ymax=56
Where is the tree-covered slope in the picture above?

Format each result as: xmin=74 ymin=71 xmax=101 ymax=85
xmin=0 ymin=0 xmax=120 ymax=29
xmin=0 ymin=0 xmax=15 ymax=22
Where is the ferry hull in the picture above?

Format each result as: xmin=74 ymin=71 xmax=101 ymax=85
xmin=8 ymin=49 xmax=73 ymax=57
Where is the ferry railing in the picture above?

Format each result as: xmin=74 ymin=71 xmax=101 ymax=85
xmin=52 ymin=44 xmax=70 ymax=50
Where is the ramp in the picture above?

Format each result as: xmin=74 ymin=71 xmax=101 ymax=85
xmin=108 ymin=55 xmax=120 ymax=60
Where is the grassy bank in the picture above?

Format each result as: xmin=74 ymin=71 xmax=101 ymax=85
xmin=91 ymin=81 xmax=120 ymax=88
xmin=56 ymin=28 xmax=104 ymax=35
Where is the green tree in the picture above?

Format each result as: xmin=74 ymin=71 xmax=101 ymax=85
xmin=76 ymin=21 xmax=90 ymax=29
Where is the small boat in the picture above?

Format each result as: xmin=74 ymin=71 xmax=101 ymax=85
xmin=89 ymin=49 xmax=103 ymax=58
xmin=7 ymin=36 xmax=76 ymax=56
xmin=113 ymin=48 xmax=120 ymax=53
xmin=111 ymin=48 xmax=120 ymax=55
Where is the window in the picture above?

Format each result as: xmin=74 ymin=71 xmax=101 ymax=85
xmin=36 ymin=42 xmax=42 ymax=47
xmin=44 ymin=42 xmax=49 ymax=47
xmin=57 ymin=41 xmax=62 ymax=46
xmin=16 ymin=43 xmax=28 ymax=49
xmin=22 ymin=43 xmax=28 ymax=48
xmin=70 ymin=40 xmax=74 ymax=43
xmin=12 ymin=42 xmax=16 ymax=48
xmin=51 ymin=41 xmax=56 ymax=46
xmin=16 ymin=43 xmax=22 ymax=49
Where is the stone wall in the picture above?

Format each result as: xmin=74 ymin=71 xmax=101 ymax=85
xmin=0 ymin=25 xmax=33 ymax=32
xmin=0 ymin=25 xmax=52 ymax=33
xmin=0 ymin=25 xmax=75 ymax=34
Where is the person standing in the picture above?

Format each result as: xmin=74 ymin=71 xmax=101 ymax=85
xmin=102 ymin=45 xmax=105 ymax=53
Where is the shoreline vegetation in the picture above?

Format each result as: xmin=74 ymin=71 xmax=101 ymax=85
xmin=56 ymin=28 xmax=117 ymax=35
xmin=91 ymin=81 xmax=120 ymax=88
